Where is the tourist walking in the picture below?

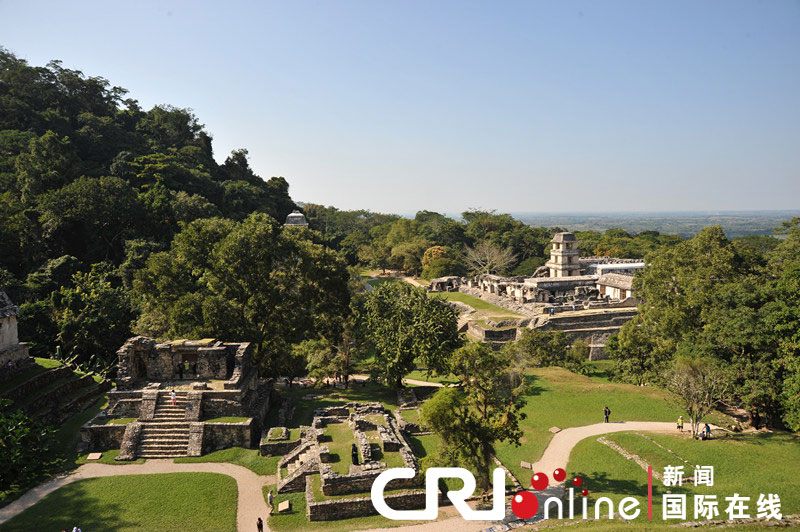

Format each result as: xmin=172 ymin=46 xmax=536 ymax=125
xmin=703 ymin=423 xmax=711 ymax=439
xmin=603 ymin=405 xmax=611 ymax=423
xmin=170 ymin=389 xmax=176 ymax=406
xmin=677 ymin=415 xmax=684 ymax=433
xmin=267 ymin=489 xmax=274 ymax=508
xmin=257 ymin=516 xmax=264 ymax=531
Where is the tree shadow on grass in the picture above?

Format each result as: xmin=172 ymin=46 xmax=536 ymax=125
xmin=522 ymin=374 xmax=545 ymax=397
xmin=572 ymin=470 xmax=692 ymax=499
xmin=1 ymin=480 xmax=135 ymax=532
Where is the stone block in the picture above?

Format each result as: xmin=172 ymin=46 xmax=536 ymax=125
xmin=549 ymin=426 xmax=561 ymax=434
xmin=86 ymin=452 xmax=102 ymax=460
xmin=278 ymin=500 xmax=291 ymax=513
xmin=520 ymin=460 xmax=532 ymax=470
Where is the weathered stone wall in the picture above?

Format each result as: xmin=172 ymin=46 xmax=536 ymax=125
xmin=108 ymin=398 xmax=141 ymax=418
xmin=1 ymin=365 xmax=71 ymax=402
xmin=0 ymin=342 xmax=29 ymax=367
xmin=80 ymin=423 xmax=127 ymax=451
xmin=201 ymin=390 xmax=247 ymax=418
xmin=320 ymin=466 xmax=419 ymax=496
xmin=117 ymin=422 xmax=142 ymax=460
xmin=0 ymin=315 xmax=19 ymax=350
xmin=467 ymin=322 xmax=519 ymax=342
xmin=306 ymin=476 xmax=430 ymax=521
xmin=24 ymin=373 xmax=95 ymax=413
xmin=202 ymin=419 xmax=256 ymax=452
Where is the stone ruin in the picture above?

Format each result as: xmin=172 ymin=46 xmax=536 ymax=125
xmin=80 ymin=336 xmax=272 ymax=460
xmin=426 ymin=233 xmax=644 ymax=357
xmin=269 ymin=401 xmax=427 ymax=521
xmin=0 ymin=289 xmax=32 ymax=374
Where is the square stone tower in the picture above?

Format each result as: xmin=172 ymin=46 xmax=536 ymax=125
xmin=546 ymin=232 xmax=582 ymax=278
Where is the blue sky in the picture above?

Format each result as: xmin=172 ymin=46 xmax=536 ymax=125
xmin=1 ymin=0 xmax=798 ymax=214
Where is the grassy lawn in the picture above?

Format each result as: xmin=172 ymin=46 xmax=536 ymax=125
xmin=91 ymin=416 xmax=135 ymax=425
xmin=76 ymin=448 xmax=145 ymax=466
xmin=404 ymin=368 xmax=458 ymax=385
xmin=564 ymin=431 xmax=800 ymax=524
xmin=173 ymin=447 xmax=279 ymax=476
xmin=323 ymin=421 xmax=358 ymax=474
xmin=364 ymin=413 xmax=386 ymax=426
xmin=429 ymin=291 xmax=522 ymax=317
xmin=399 ymin=408 xmax=421 ymax=424
xmin=365 ymin=277 xmax=400 ymax=288
xmin=0 ymin=473 xmax=237 ymax=532
xmin=0 ymin=357 xmax=63 ymax=396
xmin=494 ymin=366 xmax=736 ymax=483
xmin=203 ymin=416 xmax=249 ymax=423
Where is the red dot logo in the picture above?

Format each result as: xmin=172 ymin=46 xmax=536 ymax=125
xmin=553 ymin=468 xmax=566 ymax=482
xmin=581 ymin=489 xmax=589 ymax=497
xmin=531 ymin=472 xmax=549 ymax=491
xmin=511 ymin=491 xmax=539 ymax=519
xmin=573 ymin=476 xmax=583 ymax=487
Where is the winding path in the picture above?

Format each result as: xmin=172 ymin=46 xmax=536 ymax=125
xmin=0 ymin=460 xmax=274 ymax=532
xmin=0 ymin=422 xmax=690 ymax=531
xmin=531 ymin=421 xmax=678 ymax=474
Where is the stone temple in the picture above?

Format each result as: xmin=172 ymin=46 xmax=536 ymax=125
xmin=81 ymin=336 xmax=271 ymax=460
xmin=0 ymin=289 xmax=31 ymax=372
xmin=429 ymin=232 xmax=645 ymax=357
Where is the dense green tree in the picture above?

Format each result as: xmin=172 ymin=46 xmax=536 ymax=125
xmin=0 ymin=401 xmax=60 ymax=494
xmin=133 ymin=214 xmax=350 ymax=375
xmin=358 ymin=282 xmax=460 ymax=386
xmin=505 ymin=328 xmax=571 ymax=368
xmin=52 ymin=265 xmax=135 ymax=365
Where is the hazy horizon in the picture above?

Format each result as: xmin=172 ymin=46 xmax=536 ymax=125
xmin=1 ymin=0 xmax=798 ymax=213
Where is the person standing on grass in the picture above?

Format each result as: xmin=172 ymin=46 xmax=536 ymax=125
xmin=603 ymin=406 xmax=611 ymax=423
xmin=677 ymin=415 xmax=684 ymax=433
xmin=704 ymin=423 xmax=711 ymax=439
xmin=267 ymin=490 xmax=274 ymax=508
xmin=170 ymin=389 xmax=176 ymax=406
xmin=257 ymin=517 xmax=264 ymax=531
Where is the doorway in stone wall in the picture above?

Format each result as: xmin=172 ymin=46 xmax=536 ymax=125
xmin=182 ymin=353 xmax=198 ymax=379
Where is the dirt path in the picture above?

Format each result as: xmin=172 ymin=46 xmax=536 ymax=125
xmin=0 ymin=460 xmax=274 ymax=532
xmin=530 ymin=421 xmax=678 ymax=474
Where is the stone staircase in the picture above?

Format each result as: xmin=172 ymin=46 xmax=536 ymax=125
xmin=277 ymin=439 xmax=318 ymax=492
xmin=137 ymin=392 xmax=190 ymax=459
xmin=286 ymin=449 xmax=312 ymax=475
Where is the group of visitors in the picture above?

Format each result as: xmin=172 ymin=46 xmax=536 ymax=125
xmin=175 ymin=360 xmax=197 ymax=379
xmin=602 ymin=408 xmax=712 ymax=439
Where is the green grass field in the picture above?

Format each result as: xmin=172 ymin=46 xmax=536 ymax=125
xmin=203 ymin=416 xmax=249 ymax=423
xmin=429 ymin=291 xmax=522 ymax=317
xmin=174 ymin=447 xmax=280 ymax=476
xmin=76 ymin=449 xmax=145 ymax=466
xmin=564 ymin=431 xmax=800 ymax=524
xmin=0 ymin=473 xmax=237 ymax=532
xmin=398 ymin=363 xmax=736 ymax=485
xmin=323 ymin=421 xmax=359 ymax=474
xmin=495 ymin=366 xmax=735 ymax=483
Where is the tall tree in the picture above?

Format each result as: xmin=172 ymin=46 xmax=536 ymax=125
xmin=422 ymin=343 xmax=526 ymax=493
